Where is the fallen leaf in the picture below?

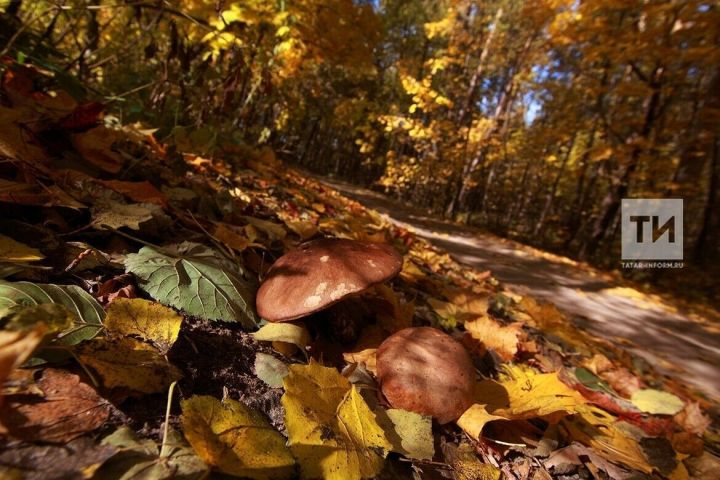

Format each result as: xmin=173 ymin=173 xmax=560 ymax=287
xmin=0 ymin=436 xmax=116 ymax=480
xmin=214 ymin=223 xmax=263 ymax=252
xmin=104 ymin=298 xmax=183 ymax=354
xmin=685 ymin=452 xmax=720 ymax=479
xmin=599 ymin=367 xmax=642 ymax=398
xmin=457 ymin=365 xmax=586 ymax=439
xmin=674 ymin=402 xmax=711 ymax=435
xmin=97 ymin=425 xmax=209 ymax=480
xmin=254 ymin=352 xmax=289 ymax=388
xmin=71 ymin=126 xmax=126 ymax=173
xmin=442 ymin=442 xmax=500 ymax=480
xmin=456 ymin=404 xmax=508 ymax=440
xmin=282 ymin=361 xmax=390 ymax=480
xmin=284 ymin=219 xmax=318 ymax=240
xmin=243 ymin=216 xmax=287 ymax=242
xmin=99 ymin=179 xmax=168 ymax=206
xmin=562 ymin=407 xmax=653 ymax=473
xmin=125 ymin=242 xmax=258 ymax=327
xmin=383 ymin=409 xmax=434 ymax=460
xmin=0 ymin=325 xmax=45 ymax=388
xmin=3 ymin=303 xmax=74 ymax=334
xmin=544 ymin=443 xmax=632 ymax=479
xmin=182 ymin=395 xmax=295 ymax=479
xmin=91 ymin=201 xmax=156 ymax=230
xmin=0 ymin=368 xmax=111 ymax=442
xmin=464 ymin=316 xmax=523 ymax=361
xmin=0 ymin=280 xmax=104 ymax=345
xmin=0 ymin=234 xmax=44 ymax=263
xmin=0 ymin=178 xmax=85 ymax=209
xmin=76 ymin=337 xmax=182 ymax=394
xmin=428 ymin=295 xmax=488 ymax=327
xmin=252 ymin=322 xmax=309 ymax=352
xmin=630 ymin=389 xmax=684 ymax=415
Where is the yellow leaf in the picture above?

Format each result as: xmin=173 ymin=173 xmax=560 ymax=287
xmin=562 ymin=407 xmax=653 ymax=473
xmin=464 ymin=316 xmax=523 ymax=362
xmin=0 ymin=234 xmax=44 ymax=263
xmin=181 ymin=395 xmax=295 ymax=480
xmin=282 ymin=361 xmax=390 ymax=480
xmin=428 ymin=293 xmax=488 ymax=326
xmin=252 ymin=323 xmax=309 ymax=352
xmin=444 ymin=442 xmax=501 ymax=480
xmin=383 ymin=409 xmax=434 ymax=460
xmin=104 ymin=298 xmax=182 ymax=354
xmin=76 ymin=337 xmax=181 ymax=394
xmin=520 ymin=297 xmax=591 ymax=353
xmin=457 ymin=365 xmax=586 ymax=440
xmin=284 ymin=220 xmax=318 ymax=240
xmin=0 ymin=325 xmax=45 ymax=388
xmin=214 ymin=223 xmax=263 ymax=252
xmin=630 ymin=389 xmax=684 ymax=415
xmin=456 ymin=404 xmax=507 ymax=440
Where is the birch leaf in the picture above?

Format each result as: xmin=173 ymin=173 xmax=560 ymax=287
xmin=104 ymin=298 xmax=183 ymax=354
xmin=181 ymin=395 xmax=294 ymax=480
xmin=282 ymin=361 xmax=390 ymax=480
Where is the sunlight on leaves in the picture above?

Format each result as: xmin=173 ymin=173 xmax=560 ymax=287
xmin=182 ymin=395 xmax=295 ymax=480
xmin=282 ymin=361 xmax=390 ymax=480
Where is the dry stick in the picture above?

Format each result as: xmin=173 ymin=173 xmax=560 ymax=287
xmin=100 ymin=225 xmax=164 ymax=250
xmin=159 ymin=380 xmax=178 ymax=458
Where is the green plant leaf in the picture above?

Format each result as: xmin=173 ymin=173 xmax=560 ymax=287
xmin=124 ymin=242 xmax=258 ymax=328
xmin=0 ymin=280 xmax=104 ymax=345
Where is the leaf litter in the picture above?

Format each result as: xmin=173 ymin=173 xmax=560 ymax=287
xmin=0 ymin=59 xmax=717 ymax=480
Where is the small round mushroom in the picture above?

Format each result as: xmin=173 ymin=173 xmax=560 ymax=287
xmin=256 ymin=238 xmax=403 ymax=322
xmin=376 ymin=326 xmax=475 ymax=424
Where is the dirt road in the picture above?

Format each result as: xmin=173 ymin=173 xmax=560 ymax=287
xmin=320 ymin=176 xmax=720 ymax=401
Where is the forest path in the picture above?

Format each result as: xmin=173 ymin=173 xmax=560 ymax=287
xmin=317 ymin=175 xmax=720 ymax=401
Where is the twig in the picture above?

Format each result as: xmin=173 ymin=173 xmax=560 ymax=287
xmin=159 ymin=380 xmax=177 ymax=458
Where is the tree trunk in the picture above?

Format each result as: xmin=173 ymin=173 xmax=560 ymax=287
xmin=580 ymin=67 xmax=663 ymax=259
xmin=534 ymin=133 xmax=576 ymax=237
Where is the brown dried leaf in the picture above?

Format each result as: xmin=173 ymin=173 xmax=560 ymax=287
xmin=0 ymin=368 xmax=111 ymax=442
xmin=0 ymin=436 xmax=116 ymax=480
xmin=71 ymin=126 xmax=126 ymax=173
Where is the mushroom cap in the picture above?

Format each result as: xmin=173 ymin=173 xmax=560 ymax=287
xmin=376 ymin=327 xmax=475 ymax=424
xmin=256 ymin=238 xmax=403 ymax=322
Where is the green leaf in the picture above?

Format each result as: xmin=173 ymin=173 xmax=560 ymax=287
xmin=630 ymin=389 xmax=684 ymax=415
xmin=254 ymin=353 xmax=289 ymax=388
xmin=0 ymin=280 xmax=104 ymax=345
xmin=124 ymin=242 xmax=258 ymax=328
xmin=574 ymin=367 xmax=614 ymax=394
xmin=97 ymin=426 xmax=209 ymax=480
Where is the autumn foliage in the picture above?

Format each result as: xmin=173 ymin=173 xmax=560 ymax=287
xmin=0 ymin=1 xmax=719 ymax=480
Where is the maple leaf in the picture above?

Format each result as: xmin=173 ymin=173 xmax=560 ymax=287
xmin=457 ymin=365 xmax=587 ymax=439
xmin=464 ymin=315 xmax=523 ymax=361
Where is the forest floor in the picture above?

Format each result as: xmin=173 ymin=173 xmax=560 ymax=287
xmin=318 ymin=175 xmax=720 ymax=402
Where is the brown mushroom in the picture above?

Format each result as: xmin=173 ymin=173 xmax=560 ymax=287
xmin=376 ymin=326 xmax=475 ymax=424
xmin=256 ymin=238 xmax=403 ymax=323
